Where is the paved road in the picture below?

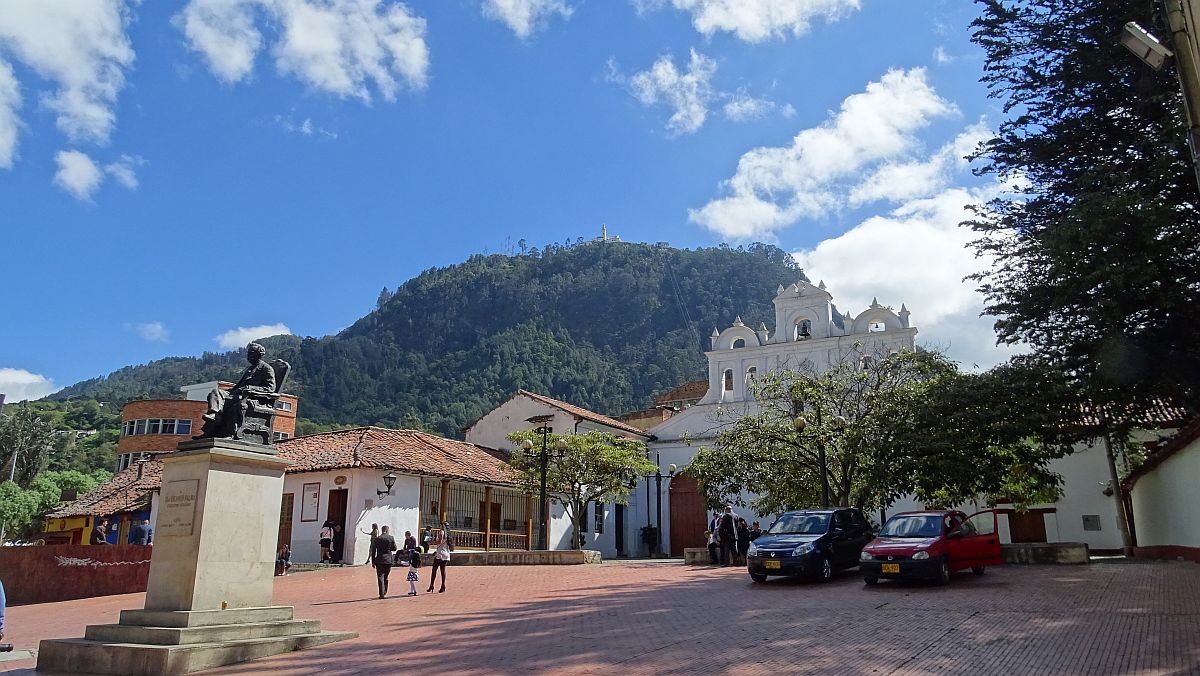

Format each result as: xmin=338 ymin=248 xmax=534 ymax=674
xmin=6 ymin=559 xmax=1200 ymax=674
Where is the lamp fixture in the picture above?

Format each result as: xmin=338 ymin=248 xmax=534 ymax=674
xmin=377 ymin=471 xmax=398 ymax=497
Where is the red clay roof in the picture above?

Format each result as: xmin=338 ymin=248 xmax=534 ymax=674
xmin=51 ymin=428 xmax=515 ymax=518
xmin=50 ymin=460 xmax=164 ymax=518
xmin=278 ymin=427 xmax=515 ymax=485
xmin=516 ymin=390 xmax=650 ymax=437
xmin=654 ymin=380 xmax=708 ymax=406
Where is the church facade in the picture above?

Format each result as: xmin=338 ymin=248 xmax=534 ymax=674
xmin=640 ymin=279 xmax=918 ymax=557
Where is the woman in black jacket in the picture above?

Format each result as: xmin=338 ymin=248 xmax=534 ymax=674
xmin=735 ymin=518 xmax=752 ymax=566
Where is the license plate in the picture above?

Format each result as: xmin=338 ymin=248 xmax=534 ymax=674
xmin=882 ymin=563 xmax=900 ymax=574
xmin=765 ymin=560 xmax=781 ymax=569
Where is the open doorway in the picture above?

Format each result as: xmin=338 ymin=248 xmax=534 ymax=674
xmin=327 ymin=488 xmax=348 ymax=563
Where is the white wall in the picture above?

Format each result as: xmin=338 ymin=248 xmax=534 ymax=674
xmin=1131 ymin=435 xmax=1200 ymax=549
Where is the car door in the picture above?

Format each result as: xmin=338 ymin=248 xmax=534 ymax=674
xmin=827 ymin=511 xmax=849 ymax=566
xmin=849 ymin=510 xmax=873 ymax=562
xmin=942 ymin=513 xmax=971 ymax=571
xmin=965 ymin=509 xmax=1004 ymax=568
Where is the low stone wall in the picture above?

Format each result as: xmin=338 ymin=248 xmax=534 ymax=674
xmin=1003 ymin=542 xmax=1090 ymax=565
xmin=0 ymin=544 xmax=152 ymax=605
xmin=1133 ymin=545 xmax=1200 ymax=563
xmin=684 ymin=547 xmax=710 ymax=565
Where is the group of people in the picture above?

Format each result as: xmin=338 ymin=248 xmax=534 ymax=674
xmin=318 ymin=520 xmax=344 ymax=563
xmin=88 ymin=517 xmax=153 ymax=545
xmin=706 ymin=505 xmax=763 ymax=566
xmin=366 ymin=523 xmax=453 ymax=599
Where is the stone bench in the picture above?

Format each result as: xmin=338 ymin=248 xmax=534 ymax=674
xmin=1002 ymin=542 xmax=1090 ymax=564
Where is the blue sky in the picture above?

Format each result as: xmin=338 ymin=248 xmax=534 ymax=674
xmin=0 ymin=0 xmax=1016 ymax=401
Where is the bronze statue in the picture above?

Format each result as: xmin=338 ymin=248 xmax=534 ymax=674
xmin=193 ymin=342 xmax=289 ymax=445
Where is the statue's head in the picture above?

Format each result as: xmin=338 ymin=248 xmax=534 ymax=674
xmin=246 ymin=342 xmax=267 ymax=362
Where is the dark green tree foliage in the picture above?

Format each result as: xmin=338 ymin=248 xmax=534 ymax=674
xmin=969 ymin=0 xmax=1200 ymax=416
xmin=51 ymin=243 xmax=802 ymax=437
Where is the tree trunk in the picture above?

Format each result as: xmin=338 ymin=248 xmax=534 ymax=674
xmin=1102 ymin=432 xmax=1135 ymax=556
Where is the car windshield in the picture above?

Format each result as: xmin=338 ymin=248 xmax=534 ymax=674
xmin=879 ymin=515 xmax=944 ymax=538
xmin=767 ymin=513 xmax=830 ymax=535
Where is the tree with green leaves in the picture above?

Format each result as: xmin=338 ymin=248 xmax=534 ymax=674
xmin=0 ymin=403 xmax=55 ymax=487
xmin=968 ymin=0 xmax=1200 ymax=415
xmin=686 ymin=346 xmax=1084 ymax=517
xmin=505 ymin=429 xmax=655 ymax=549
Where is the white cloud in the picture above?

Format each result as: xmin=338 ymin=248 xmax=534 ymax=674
xmin=482 ymin=0 xmax=572 ymax=39
xmin=0 ymin=0 xmax=135 ymax=145
xmin=128 ymin=321 xmax=169 ymax=342
xmin=215 ymin=323 xmax=292 ymax=349
xmin=848 ymin=122 xmax=989 ymax=206
xmin=792 ymin=186 xmax=1023 ymax=371
xmin=933 ymin=45 xmax=954 ymax=64
xmin=724 ymin=91 xmax=794 ymax=122
xmin=175 ymin=0 xmax=263 ymax=84
xmin=177 ymin=0 xmax=430 ymax=100
xmin=0 ymin=58 xmax=20 ymax=169
xmin=53 ymin=149 xmax=103 ymax=200
xmin=655 ymin=0 xmax=861 ymax=42
xmin=104 ymin=153 xmax=143 ymax=189
xmin=689 ymin=68 xmax=957 ymax=239
xmin=275 ymin=113 xmax=337 ymax=138
xmin=629 ymin=49 xmax=717 ymax=136
xmin=0 ymin=368 xmax=58 ymax=402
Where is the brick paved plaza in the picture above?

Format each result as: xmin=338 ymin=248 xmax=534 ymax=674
xmin=5 ymin=559 xmax=1200 ymax=675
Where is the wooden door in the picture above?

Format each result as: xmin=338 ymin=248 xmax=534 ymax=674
xmin=277 ymin=493 xmax=294 ymax=551
xmin=669 ymin=475 xmax=706 ymax=556
xmin=1008 ymin=510 xmax=1047 ymax=543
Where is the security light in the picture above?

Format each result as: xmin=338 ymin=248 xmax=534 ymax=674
xmin=1120 ymin=22 xmax=1173 ymax=71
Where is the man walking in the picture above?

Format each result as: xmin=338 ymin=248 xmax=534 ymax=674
xmin=128 ymin=519 xmax=153 ymax=545
xmin=370 ymin=525 xmax=397 ymax=599
xmin=717 ymin=505 xmax=738 ymax=567
xmin=90 ymin=518 xmax=110 ymax=545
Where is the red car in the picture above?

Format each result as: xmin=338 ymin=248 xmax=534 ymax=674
xmin=859 ymin=510 xmax=1003 ymax=585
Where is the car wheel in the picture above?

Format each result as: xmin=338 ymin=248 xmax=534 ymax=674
xmin=972 ymin=566 xmax=986 ymax=575
xmin=863 ymin=577 xmax=879 ymax=586
xmin=936 ymin=557 xmax=951 ymax=586
xmin=818 ymin=556 xmax=834 ymax=583
xmin=749 ymin=572 xmax=768 ymax=583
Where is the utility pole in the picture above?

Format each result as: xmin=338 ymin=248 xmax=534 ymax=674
xmin=1166 ymin=0 xmax=1200 ymax=190
xmin=1102 ymin=432 xmax=1136 ymax=556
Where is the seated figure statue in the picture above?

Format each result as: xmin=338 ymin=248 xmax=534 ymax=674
xmin=193 ymin=342 xmax=277 ymax=441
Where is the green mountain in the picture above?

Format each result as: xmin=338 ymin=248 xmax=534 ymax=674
xmin=52 ymin=241 xmax=803 ymax=437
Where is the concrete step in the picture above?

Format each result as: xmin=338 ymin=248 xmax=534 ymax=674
xmin=85 ymin=619 xmax=322 ymax=645
xmin=38 ymin=629 xmax=358 ymax=675
xmin=119 ymin=605 xmax=295 ymax=628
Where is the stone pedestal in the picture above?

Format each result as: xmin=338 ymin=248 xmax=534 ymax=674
xmin=37 ymin=439 xmax=356 ymax=675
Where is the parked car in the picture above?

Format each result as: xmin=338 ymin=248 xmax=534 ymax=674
xmin=859 ymin=510 xmax=1003 ymax=585
xmin=746 ymin=508 xmax=875 ymax=583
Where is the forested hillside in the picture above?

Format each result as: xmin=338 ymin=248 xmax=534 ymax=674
xmin=53 ymin=241 xmax=802 ymax=437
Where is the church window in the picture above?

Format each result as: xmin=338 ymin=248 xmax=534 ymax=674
xmin=723 ymin=369 xmax=734 ymax=391
xmin=731 ymin=338 xmax=745 ymax=349
xmin=745 ymin=367 xmax=757 ymax=391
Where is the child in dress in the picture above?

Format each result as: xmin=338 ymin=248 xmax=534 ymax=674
xmin=406 ymin=548 xmax=421 ymax=596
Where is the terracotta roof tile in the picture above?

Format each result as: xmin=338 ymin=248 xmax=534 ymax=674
xmin=50 ymin=460 xmax=163 ymax=518
xmin=654 ymin=380 xmax=708 ymax=406
xmin=1079 ymin=398 xmax=1192 ymax=429
xmin=517 ymin=390 xmax=650 ymax=437
xmin=51 ymin=428 xmax=516 ymax=518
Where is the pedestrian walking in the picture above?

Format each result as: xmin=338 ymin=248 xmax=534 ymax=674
xmin=749 ymin=521 xmax=763 ymax=541
xmin=426 ymin=528 xmax=450 ymax=593
xmin=128 ymin=518 xmax=153 ymax=545
xmin=370 ymin=525 xmax=397 ymax=599
xmin=403 ymin=546 xmax=421 ymax=596
xmin=90 ymin=518 xmax=110 ymax=545
xmin=736 ymin=518 xmax=751 ymax=566
xmin=319 ymin=521 xmax=334 ymax=563
xmin=717 ymin=505 xmax=738 ymax=566
xmin=362 ymin=523 xmax=380 ymax=564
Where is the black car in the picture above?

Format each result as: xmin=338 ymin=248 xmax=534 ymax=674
xmin=746 ymin=508 xmax=875 ymax=583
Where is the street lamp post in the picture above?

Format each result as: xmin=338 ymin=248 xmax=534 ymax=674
xmin=523 ymin=415 xmax=566 ymax=551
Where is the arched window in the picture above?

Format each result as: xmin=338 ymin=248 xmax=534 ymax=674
xmin=723 ymin=369 xmax=734 ymax=391
xmin=794 ymin=318 xmax=812 ymax=341
xmin=869 ymin=321 xmax=886 ymax=333
xmin=731 ymin=338 xmax=745 ymax=349
xmin=745 ymin=366 xmax=757 ymax=390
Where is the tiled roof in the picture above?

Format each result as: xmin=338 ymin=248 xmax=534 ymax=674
xmin=1125 ymin=415 xmax=1200 ymax=490
xmin=50 ymin=460 xmax=164 ymax=518
xmin=1079 ymin=398 xmax=1192 ymax=429
xmin=517 ymin=390 xmax=651 ymax=438
xmin=278 ymin=427 xmax=515 ymax=485
xmin=51 ymin=428 xmax=515 ymax=518
xmin=654 ymin=380 xmax=708 ymax=406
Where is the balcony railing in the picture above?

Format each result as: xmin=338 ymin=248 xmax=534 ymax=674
xmin=447 ymin=529 xmax=530 ymax=551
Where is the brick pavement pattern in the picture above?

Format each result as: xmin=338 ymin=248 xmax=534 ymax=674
xmin=5 ymin=559 xmax=1200 ymax=675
